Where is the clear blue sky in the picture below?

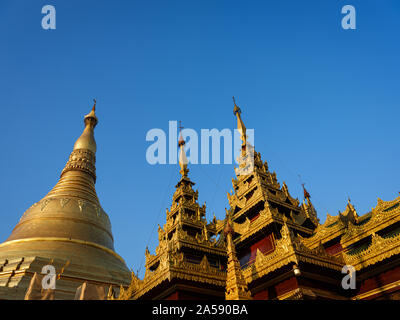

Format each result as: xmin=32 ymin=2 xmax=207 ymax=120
xmin=0 ymin=1 xmax=399 ymax=276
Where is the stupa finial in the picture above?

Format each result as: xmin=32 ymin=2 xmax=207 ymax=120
xmin=73 ymin=99 xmax=98 ymax=153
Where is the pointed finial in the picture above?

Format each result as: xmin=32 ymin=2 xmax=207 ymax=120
xmin=178 ymin=121 xmax=188 ymax=176
xmin=83 ymin=99 xmax=98 ymax=127
xmin=302 ymin=183 xmax=311 ymax=200
xmin=232 ymin=97 xmax=247 ymax=156
xmin=233 ymin=96 xmax=241 ymax=115
xmin=178 ymin=120 xmax=185 ymax=146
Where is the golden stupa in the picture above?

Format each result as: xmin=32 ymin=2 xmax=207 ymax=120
xmin=0 ymin=101 xmax=130 ymax=299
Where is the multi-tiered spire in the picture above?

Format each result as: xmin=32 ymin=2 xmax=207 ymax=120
xmin=220 ymin=98 xmax=321 ymax=282
xmin=224 ymin=219 xmax=252 ymax=300
xmin=120 ymin=123 xmax=227 ymax=300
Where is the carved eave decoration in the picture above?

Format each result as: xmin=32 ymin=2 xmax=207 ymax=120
xmin=291 ymin=206 xmax=307 ymax=226
xmin=116 ymin=271 xmax=142 ymax=300
xmin=214 ymin=219 xmax=227 ymax=234
xmin=300 ymin=200 xmax=320 ymax=227
xmin=132 ymin=252 xmax=227 ymax=299
xmin=340 ymin=196 xmax=400 ymax=247
xmin=163 ymin=210 xmax=208 ymax=235
xmin=172 ymin=226 xmax=227 ymax=255
xmin=343 ymin=232 xmax=400 ymax=270
xmin=299 ymin=196 xmax=400 ymax=251
xmin=299 ymin=213 xmax=346 ymax=248
xmin=227 ymin=166 xmax=318 ymax=239
xmin=280 ymin=182 xmax=301 ymax=208
xmin=229 ymin=187 xmax=265 ymax=220
xmin=231 ymin=208 xmax=273 ymax=243
xmin=227 ymin=192 xmax=246 ymax=212
xmin=242 ymin=224 xmax=344 ymax=284
xmin=231 ymin=207 xmax=314 ymax=246
xmin=339 ymin=201 xmax=359 ymax=224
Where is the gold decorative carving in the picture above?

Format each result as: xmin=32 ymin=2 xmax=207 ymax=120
xmin=40 ymin=199 xmax=51 ymax=211
xmin=59 ymin=198 xmax=70 ymax=209
xmin=77 ymin=200 xmax=86 ymax=213
xmin=343 ymin=232 xmax=400 ymax=270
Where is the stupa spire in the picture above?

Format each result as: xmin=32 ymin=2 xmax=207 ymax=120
xmin=59 ymin=100 xmax=98 ymax=187
xmin=73 ymin=98 xmax=98 ymax=154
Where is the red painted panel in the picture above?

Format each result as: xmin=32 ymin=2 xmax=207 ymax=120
xmin=358 ymin=266 xmax=400 ymax=295
xmin=165 ymin=290 xmax=213 ymax=300
xmin=325 ymin=242 xmax=343 ymax=255
xmin=165 ymin=291 xmax=179 ymax=300
xmin=253 ymin=289 xmax=268 ymax=300
xmin=275 ymin=277 xmax=298 ymax=297
xmin=238 ymin=234 xmax=275 ymax=267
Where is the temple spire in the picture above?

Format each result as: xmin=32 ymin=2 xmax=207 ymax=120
xmin=178 ymin=121 xmax=189 ymax=177
xmin=233 ymin=96 xmax=247 ymax=155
